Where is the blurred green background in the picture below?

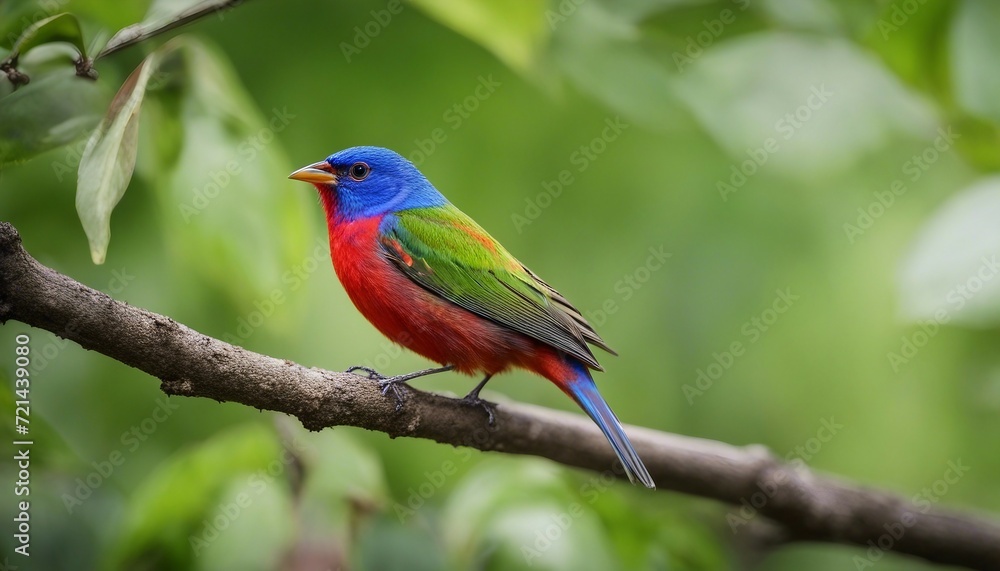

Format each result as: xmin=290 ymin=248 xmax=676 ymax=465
xmin=2 ymin=0 xmax=1000 ymax=569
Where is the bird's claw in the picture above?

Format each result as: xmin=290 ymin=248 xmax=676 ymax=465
xmin=346 ymin=364 xmax=460 ymax=413
xmin=378 ymin=378 xmax=410 ymax=412
xmin=346 ymin=366 xmax=409 ymax=410
xmin=461 ymin=395 xmax=497 ymax=427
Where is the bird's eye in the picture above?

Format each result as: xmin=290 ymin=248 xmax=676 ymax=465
xmin=349 ymin=162 xmax=370 ymax=181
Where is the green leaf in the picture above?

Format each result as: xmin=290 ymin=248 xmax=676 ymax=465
xmin=290 ymin=428 xmax=387 ymax=568
xmin=758 ymin=0 xmax=843 ymax=33
xmin=194 ymin=479 xmax=296 ymax=571
xmin=355 ymin=517 xmax=447 ymax=571
xmin=608 ymin=0 xmax=701 ymax=23
xmin=671 ymin=33 xmax=938 ymax=176
xmin=109 ymin=423 xmax=286 ymax=570
xmin=552 ymin=2 xmax=687 ymax=132
xmin=9 ymin=12 xmax=87 ymax=60
xmin=297 ymin=429 xmax=387 ymax=515
xmin=409 ymin=0 xmax=549 ymax=77
xmin=75 ymin=47 xmax=164 ymax=264
xmin=0 ymin=67 xmax=106 ymax=167
xmin=899 ymin=177 xmax=1000 ymax=328
xmin=862 ymin=0 xmax=952 ymax=92
xmin=98 ymin=0 xmax=242 ymax=59
xmin=950 ymin=0 xmax=1000 ymax=122
xmin=441 ymin=458 xmax=619 ymax=570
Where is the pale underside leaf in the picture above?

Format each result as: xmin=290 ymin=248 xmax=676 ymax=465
xmin=75 ymin=50 xmax=162 ymax=264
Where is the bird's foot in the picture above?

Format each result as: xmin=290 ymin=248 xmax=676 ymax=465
xmin=345 ymin=364 xmax=456 ymax=412
xmin=344 ymin=366 xmax=409 ymax=410
xmin=460 ymin=374 xmax=497 ymax=426
xmin=460 ymin=394 xmax=497 ymax=427
xmin=377 ymin=377 xmax=411 ymax=412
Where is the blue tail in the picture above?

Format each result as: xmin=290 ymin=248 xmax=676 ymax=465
xmin=564 ymin=364 xmax=655 ymax=489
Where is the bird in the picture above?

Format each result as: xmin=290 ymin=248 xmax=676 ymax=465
xmin=288 ymin=146 xmax=654 ymax=488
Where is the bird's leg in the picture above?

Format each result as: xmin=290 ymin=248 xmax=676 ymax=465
xmin=345 ymin=365 xmax=456 ymax=411
xmin=460 ymin=374 xmax=497 ymax=426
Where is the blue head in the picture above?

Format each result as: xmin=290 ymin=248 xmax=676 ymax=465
xmin=289 ymin=146 xmax=447 ymax=221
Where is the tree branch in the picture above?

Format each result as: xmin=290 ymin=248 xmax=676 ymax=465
xmin=0 ymin=221 xmax=998 ymax=570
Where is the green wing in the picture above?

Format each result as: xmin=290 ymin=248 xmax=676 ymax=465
xmin=380 ymin=205 xmax=616 ymax=370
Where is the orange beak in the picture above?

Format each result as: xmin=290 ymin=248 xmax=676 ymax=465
xmin=288 ymin=161 xmax=337 ymax=184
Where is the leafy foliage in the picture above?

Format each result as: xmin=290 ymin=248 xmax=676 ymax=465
xmin=0 ymin=66 xmax=106 ymax=167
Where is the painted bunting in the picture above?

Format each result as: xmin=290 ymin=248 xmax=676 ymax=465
xmin=289 ymin=147 xmax=654 ymax=488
